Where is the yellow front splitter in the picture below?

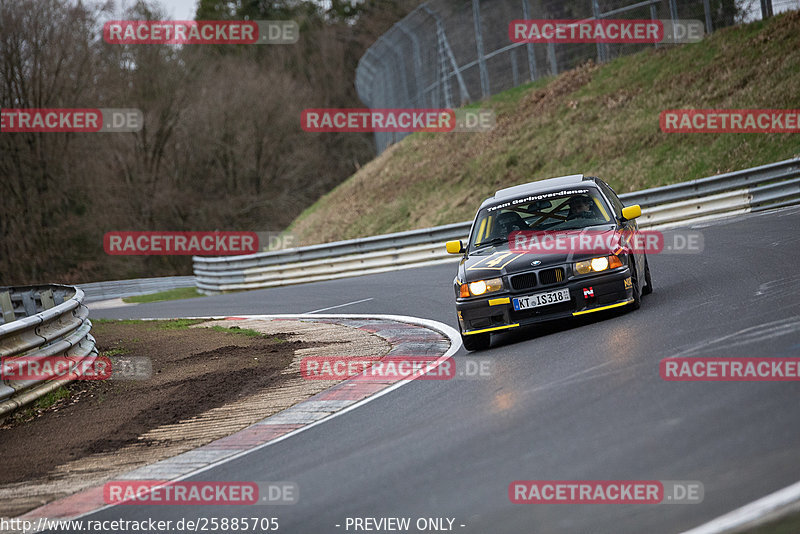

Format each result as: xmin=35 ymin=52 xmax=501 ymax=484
xmin=463 ymin=323 xmax=520 ymax=335
xmin=572 ymin=299 xmax=633 ymax=316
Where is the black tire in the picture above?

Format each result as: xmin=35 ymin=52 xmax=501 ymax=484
xmin=642 ymin=257 xmax=653 ymax=295
xmin=461 ymin=332 xmax=491 ymax=351
xmin=630 ymin=271 xmax=642 ymax=310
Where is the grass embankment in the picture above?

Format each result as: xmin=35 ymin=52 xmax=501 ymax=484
xmin=122 ymin=287 xmax=203 ymax=303
xmin=288 ymin=12 xmax=800 ymax=245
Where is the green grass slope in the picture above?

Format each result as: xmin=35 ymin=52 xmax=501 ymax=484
xmin=289 ymin=12 xmax=800 ymax=245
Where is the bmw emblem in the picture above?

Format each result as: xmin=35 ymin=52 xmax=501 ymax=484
xmin=531 ymin=260 xmax=542 ymax=266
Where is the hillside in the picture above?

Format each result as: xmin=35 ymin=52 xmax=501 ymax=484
xmin=288 ymin=11 xmax=800 ymax=245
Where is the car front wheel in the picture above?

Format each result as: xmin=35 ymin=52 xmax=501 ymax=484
xmin=642 ymin=257 xmax=653 ymax=295
xmin=461 ymin=331 xmax=491 ymax=351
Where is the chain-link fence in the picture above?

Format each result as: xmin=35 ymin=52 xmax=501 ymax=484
xmin=356 ymin=0 xmax=795 ymax=153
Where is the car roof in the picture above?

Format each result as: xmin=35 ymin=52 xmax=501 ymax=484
xmin=479 ymin=174 xmax=597 ymax=209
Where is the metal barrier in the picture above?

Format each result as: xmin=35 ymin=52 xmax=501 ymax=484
xmin=79 ymin=276 xmax=195 ymax=303
xmin=0 ymin=285 xmax=97 ymax=416
xmin=194 ymin=158 xmax=800 ymax=294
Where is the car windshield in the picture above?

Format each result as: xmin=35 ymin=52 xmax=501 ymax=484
xmin=469 ymin=189 xmax=613 ymax=251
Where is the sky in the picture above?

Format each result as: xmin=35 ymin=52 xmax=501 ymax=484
xmin=157 ymin=0 xmax=198 ymax=20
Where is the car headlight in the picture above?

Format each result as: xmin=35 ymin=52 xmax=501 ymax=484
xmin=574 ymin=255 xmax=623 ymax=275
xmin=460 ymin=277 xmax=503 ymax=297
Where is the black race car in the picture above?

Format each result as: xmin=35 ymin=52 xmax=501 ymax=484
xmin=446 ymin=174 xmax=652 ymax=351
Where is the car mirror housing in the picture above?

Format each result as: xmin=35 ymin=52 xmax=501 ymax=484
xmin=445 ymin=240 xmax=464 ymax=254
xmin=621 ymin=204 xmax=642 ymax=221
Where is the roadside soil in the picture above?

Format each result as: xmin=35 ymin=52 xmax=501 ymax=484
xmin=0 ymin=318 xmax=389 ymax=517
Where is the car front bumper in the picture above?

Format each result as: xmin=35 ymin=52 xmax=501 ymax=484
xmin=457 ymin=268 xmax=633 ymax=335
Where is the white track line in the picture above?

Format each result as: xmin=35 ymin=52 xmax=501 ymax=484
xmin=303 ymin=298 xmax=374 ymax=314
xmin=73 ymin=313 xmax=461 ymax=520
xmin=681 ymin=480 xmax=800 ymax=533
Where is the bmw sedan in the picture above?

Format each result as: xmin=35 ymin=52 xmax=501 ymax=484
xmin=446 ymin=174 xmax=652 ymax=351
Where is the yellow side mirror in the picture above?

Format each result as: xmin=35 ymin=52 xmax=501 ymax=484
xmin=621 ymin=204 xmax=642 ymax=221
xmin=445 ymin=240 xmax=464 ymax=254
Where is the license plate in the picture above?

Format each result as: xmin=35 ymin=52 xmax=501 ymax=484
xmin=513 ymin=288 xmax=571 ymax=310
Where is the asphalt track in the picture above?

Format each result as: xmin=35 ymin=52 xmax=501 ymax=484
xmin=83 ymin=207 xmax=800 ymax=534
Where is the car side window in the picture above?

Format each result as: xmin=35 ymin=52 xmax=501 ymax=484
xmin=596 ymin=180 xmax=624 ymax=217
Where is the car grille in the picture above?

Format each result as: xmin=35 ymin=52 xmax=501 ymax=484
xmin=510 ymin=272 xmax=537 ymax=291
xmin=539 ymin=267 xmax=565 ymax=285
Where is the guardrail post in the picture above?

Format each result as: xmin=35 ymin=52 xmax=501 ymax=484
xmin=21 ymin=290 xmax=36 ymax=316
xmin=0 ymin=292 xmax=14 ymax=324
xmin=40 ymin=289 xmax=55 ymax=310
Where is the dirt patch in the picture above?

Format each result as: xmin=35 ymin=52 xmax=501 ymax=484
xmin=0 ymin=321 xmax=302 ymax=483
xmin=0 ymin=319 xmax=389 ymax=517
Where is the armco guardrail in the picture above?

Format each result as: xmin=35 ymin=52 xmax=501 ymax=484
xmin=194 ymin=158 xmax=800 ymax=294
xmin=79 ymin=275 xmax=195 ymax=302
xmin=0 ymin=285 xmax=97 ymax=416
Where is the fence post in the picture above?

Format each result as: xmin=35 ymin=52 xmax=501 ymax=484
xmin=703 ymin=0 xmax=713 ymax=34
xmin=472 ymin=0 xmax=490 ymax=98
xmin=548 ymin=42 xmax=558 ymax=76
xmin=522 ymin=0 xmax=538 ymax=80
xmin=650 ymin=3 xmax=659 ymax=48
xmin=423 ymin=5 xmax=471 ymax=106
xmin=591 ymin=0 xmax=607 ymax=63
xmin=388 ymin=45 xmax=411 ymax=104
xmin=668 ymin=0 xmax=679 ymax=41
xmin=511 ymin=48 xmax=519 ymax=85
xmin=396 ymin=22 xmax=425 ymax=107
xmin=760 ymin=0 xmax=774 ymax=18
